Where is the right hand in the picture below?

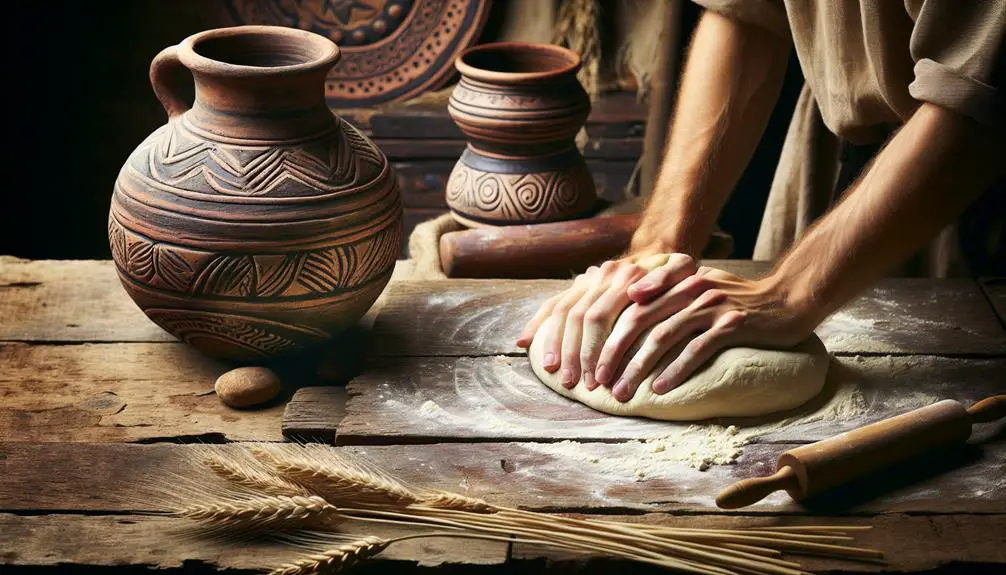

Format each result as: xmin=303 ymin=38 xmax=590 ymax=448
xmin=516 ymin=253 xmax=698 ymax=391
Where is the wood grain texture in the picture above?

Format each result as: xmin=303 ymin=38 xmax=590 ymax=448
xmin=282 ymin=385 xmax=348 ymax=442
xmin=0 ymin=342 xmax=285 ymax=442
xmin=0 ymin=257 xmax=412 ymax=344
xmin=0 ymin=513 xmax=507 ymax=569
xmin=980 ymin=277 xmax=1006 ymax=327
xmin=511 ymin=514 xmax=1006 ymax=573
xmin=339 ymin=355 xmax=1006 ymax=443
xmin=3 ymin=442 xmax=1001 ymax=515
xmin=0 ymin=256 xmax=173 ymax=342
xmin=371 ymin=276 xmax=1006 ymax=357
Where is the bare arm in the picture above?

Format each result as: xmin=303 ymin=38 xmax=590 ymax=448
xmin=768 ymin=103 xmax=1005 ymax=329
xmin=602 ymin=103 xmax=1005 ymax=400
xmin=631 ymin=10 xmax=791 ymax=257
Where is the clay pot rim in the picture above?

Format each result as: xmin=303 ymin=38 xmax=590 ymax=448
xmin=455 ymin=42 xmax=580 ymax=84
xmin=178 ymin=25 xmax=340 ymax=77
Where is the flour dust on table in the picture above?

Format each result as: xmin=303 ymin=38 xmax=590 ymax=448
xmin=529 ymin=315 xmax=830 ymax=421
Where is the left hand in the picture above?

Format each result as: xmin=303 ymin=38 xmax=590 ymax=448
xmin=599 ymin=266 xmax=817 ymax=402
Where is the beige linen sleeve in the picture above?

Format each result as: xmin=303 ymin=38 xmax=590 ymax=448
xmin=908 ymin=0 xmax=1005 ymax=128
xmin=689 ymin=0 xmax=789 ymax=39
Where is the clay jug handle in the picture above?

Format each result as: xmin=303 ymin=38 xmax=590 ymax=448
xmin=150 ymin=46 xmax=191 ymax=119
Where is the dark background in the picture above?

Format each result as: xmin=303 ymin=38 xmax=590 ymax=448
xmin=1 ymin=0 xmax=802 ymax=261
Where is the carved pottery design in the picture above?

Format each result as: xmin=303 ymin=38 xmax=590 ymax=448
xmin=446 ymin=160 xmax=595 ymax=224
xmin=110 ymin=26 xmax=402 ymax=361
xmin=446 ymin=43 xmax=597 ymax=225
xmin=226 ymin=0 xmax=491 ymax=107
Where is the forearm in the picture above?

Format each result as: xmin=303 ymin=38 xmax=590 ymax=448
xmin=769 ymin=103 xmax=1006 ymax=327
xmin=631 ymin=10 xmax=790 ymax=257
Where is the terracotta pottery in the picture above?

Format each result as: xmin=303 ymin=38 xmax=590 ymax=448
xmin=446 ymin=42 xmax=597 ymax=226
xmin=109 ymin=26 xmax=402 ymax=362
xmin=225 ymin=0 xmax=491 ymax=107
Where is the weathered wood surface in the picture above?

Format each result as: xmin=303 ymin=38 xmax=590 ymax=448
xmin=338 ymin=355 xmax=1006 ymax=444
xmin=0 ymin=342 xmax=285 ymax=443
xmin=981 ymin=277 xmax=1006 ymax=327
xmin=0 ymin=257 xmax=414 ymax=344
xmin=282 ymin=386 xmax=348 ymax=442
xmin=0 ymin=513 xmax=508 ymax=569
xmin=3 ymin=442 xmax=1003 ymax=515
xmin=371 ymin=278 xmax=1006 ymax=357
xmin=511 ymin=514 xmax=1006 ymax=573
xmin=4 ymin=512 xmax=1003 ymax=573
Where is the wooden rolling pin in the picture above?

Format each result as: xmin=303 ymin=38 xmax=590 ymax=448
xmin=439 ymin=214 xmax=641 ymax=279
xmin=716 ymin=395 xmax=1006 ymax=509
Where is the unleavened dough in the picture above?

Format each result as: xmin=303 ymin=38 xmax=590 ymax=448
xmin=528 ymin=315 xmax=829 ymax=421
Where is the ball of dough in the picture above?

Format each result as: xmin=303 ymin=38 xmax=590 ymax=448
xmin=215 ymin=366 xmax=281 ymax=409
xmin=528 ymin=316 xmax=829 ymax=420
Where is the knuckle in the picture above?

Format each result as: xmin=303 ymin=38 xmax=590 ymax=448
xmin=600 ymin=260 xmax=618 ymax=273
xmin=583 ymin=307 xmax=606 ymax=324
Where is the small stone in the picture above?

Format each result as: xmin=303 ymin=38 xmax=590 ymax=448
xmin=215 ymin=367 xmax=281 ymax=408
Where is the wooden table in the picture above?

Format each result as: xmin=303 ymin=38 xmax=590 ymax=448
xmin=2 ymin=256 xmax=1005 ymax=573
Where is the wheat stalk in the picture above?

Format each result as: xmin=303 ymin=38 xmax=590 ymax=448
xmin=204 ymin=456 xmax=310 ymax=497
xmin=269 ymin=536 xmax=387 ymax=575
xmin=178 ymin=495 xmax=336 ymax=525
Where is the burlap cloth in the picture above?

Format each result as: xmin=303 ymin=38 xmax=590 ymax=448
xmin=407 ymin=197 xmax=734 ymax=280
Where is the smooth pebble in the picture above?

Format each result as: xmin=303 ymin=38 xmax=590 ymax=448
xmin=215 ymin=366 xmax=281 ymax=408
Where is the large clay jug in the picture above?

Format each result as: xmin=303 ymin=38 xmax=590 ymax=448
xmin=109 ymin=26 xmax=401 ymax=362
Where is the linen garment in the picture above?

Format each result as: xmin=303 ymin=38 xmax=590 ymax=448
xmin=693 ymin=0 xmax=1005 ymax=275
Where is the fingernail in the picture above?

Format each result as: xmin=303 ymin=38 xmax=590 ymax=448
xmin=560 ymin=368 xmax=573 ymax=387
xmin=544 ymin=352 xmax=556 ymax=368
xmin=613 ymin=379 xmax=629 ymax=402
xmin=652 ymin=378 xmax=668 ymax=394
xmin=634 ymin=282 xmax=653 ymax=292
xmin=595 ymin=365 xmax=610 ymax=384
xmin=584 ymin=371 xmax=596 ymax=390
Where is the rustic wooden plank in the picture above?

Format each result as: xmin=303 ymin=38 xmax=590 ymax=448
xmin=980 ymin=277 xmax=1006 ymax=327
xmin=4 ymin=513 xmax=1001 ymax=573
xmin=0 ymin=258 xmax=413 ymax=343
xmin=372 ymin=277 xmax=1006 ymax=357
xmin=339 ymin=355 xmax=1006 ymax=444
xmin=0 ymin=256 xmax=173 ymax=342
xmin=282 ymin=385 xmax=348 ymax=443
xmin=3 ymin=442 xmax=1002 ymax=515
xmin=511 ymin=514 xmax=1006 ymax=573
xmin=0 ymin=342 xmax=285 ymax=442
xmin=0 ymin=513 xmax=507 ymax=570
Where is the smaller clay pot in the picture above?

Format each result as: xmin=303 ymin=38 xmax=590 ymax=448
xmin=446 ymin=43 xmax=597 ymax=226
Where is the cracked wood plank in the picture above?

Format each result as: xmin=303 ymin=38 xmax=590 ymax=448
xmin=0 ymin=342 xmax=285 ymax=442
xmin=3 ymin=442 xmax=1002 ymax=515
xmin=0 ymin=257 xmax=411 ymax=343
xmin=0 ymin=513 xmax=507 ymax=570
xmin=336 ymin=355 xmax=1006 ymax=444
xmin=510 ymin=514 xmax=1006 ymax=572
xmin=980 ymin=277 xmax=1006 ymax=327
xmin=370 ymin=277 xmax=1005 ymax=357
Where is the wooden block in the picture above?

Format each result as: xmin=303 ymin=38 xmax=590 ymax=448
xmin=340 ymin=355 xmax=1006 ymax=444
xmin=2 ymin=442 xmax=1001 ymax=515
xmin=0 ymin=513 xmax=507 ymax=569
xmin=980 ymin=277 xmax=1006 ymax=327
xmin=0 ymin=342 xmax=285 ymax=442
xmin=371 ymin=276 xmax=1006 ymax=357
xmin=509 ymin=514 xmax=1006 ymax=573
xmin=282 ymin=386 xmax=348 ymax=443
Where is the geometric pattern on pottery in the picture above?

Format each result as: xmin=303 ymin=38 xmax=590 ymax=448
xmin=225 ymin=0 xmax=490 ymax=107
xmin=144 ymin=308 xmax=333 ymax=359
xmin=128 ymin=116 xmax=385 ymax=199
xmin=108 ymin=214 xmax=401 ymax=300
xmin=446 ymin=161 xmax=595 ymax=223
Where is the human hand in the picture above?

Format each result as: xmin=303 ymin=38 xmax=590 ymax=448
xmin=516 ymin=253 xmax=698 ymax=391
xmin=597 ymin=266 xmax=817 ymax=402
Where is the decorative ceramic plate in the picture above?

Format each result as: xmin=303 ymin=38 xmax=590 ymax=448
xmin=226 ymin=0 xmax=491 ymax=107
